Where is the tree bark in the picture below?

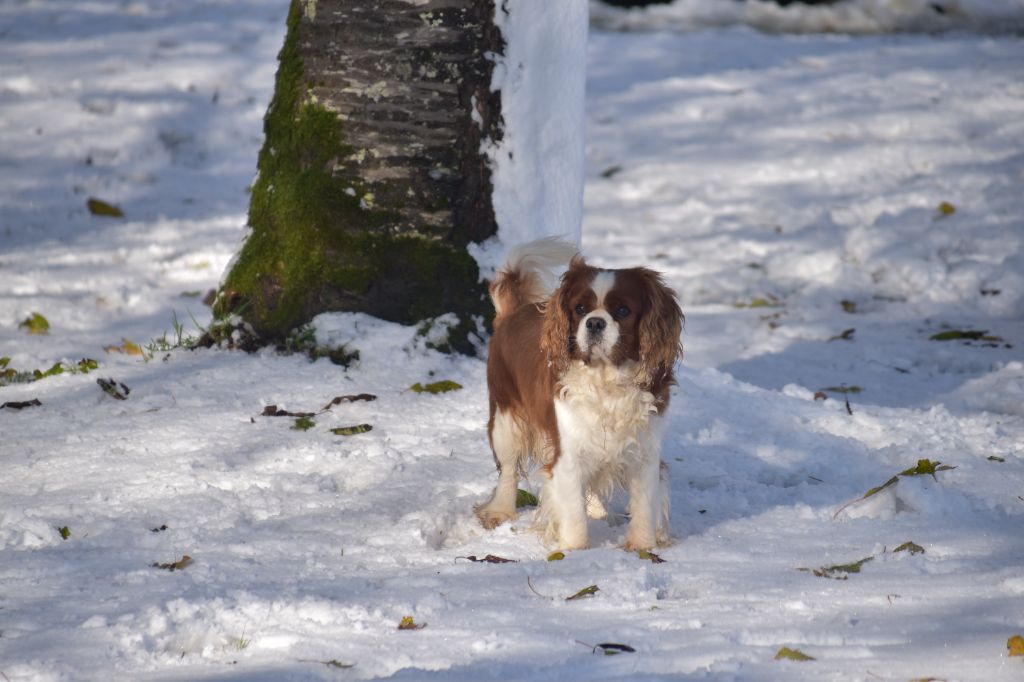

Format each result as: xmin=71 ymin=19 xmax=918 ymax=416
xmin=215 ymin=0 xmax=504 ymax=353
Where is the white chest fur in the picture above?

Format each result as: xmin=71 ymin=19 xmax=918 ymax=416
xmin=554 ymin=361 xmax=657 ymax=477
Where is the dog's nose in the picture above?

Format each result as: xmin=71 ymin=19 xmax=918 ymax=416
xmin=586 ymin=317 xmax=606 ymax=334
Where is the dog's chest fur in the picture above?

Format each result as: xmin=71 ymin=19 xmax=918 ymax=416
xmin=555 ymin=361 xmax=657 ymax=471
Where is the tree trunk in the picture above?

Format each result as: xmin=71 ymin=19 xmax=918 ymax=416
xmin=215 ymin=0 xmax=504 ymax=354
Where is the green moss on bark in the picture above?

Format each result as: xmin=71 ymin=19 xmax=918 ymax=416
xmin=216 ymin=0 xmax=491 ymax=352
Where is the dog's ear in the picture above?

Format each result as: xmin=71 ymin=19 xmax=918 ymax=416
xmin=540 ymin=256 xmax=587 ymax=371
xmin=636 ymin=267 xmax=683 ymax=387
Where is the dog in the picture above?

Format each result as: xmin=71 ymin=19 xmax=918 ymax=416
xmin=475 ymin=238 xmax=683 ymax=550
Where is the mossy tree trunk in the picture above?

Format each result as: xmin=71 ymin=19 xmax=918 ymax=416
xmin=215 ymin=0 xmax=504 ymax=353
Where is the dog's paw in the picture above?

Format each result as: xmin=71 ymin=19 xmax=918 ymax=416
xmin=474 ymin=504 xmax=516 ymax=530
xmin=623 ymin=532 xmax=657 ymax=553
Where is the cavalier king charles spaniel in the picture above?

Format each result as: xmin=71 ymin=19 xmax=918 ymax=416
xmin=475 ymin=238 xmax=683 ymax=550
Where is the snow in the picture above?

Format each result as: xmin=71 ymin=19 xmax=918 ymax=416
xmin=591 ymin=0 xmax=1024 ymax=34
xmin=477 ymin=0 xmax=590 ymax=275
xmin=2 ymin=1 xmax=1023 ymax=680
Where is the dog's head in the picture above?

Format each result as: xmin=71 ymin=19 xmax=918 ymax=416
xmin=541 ymin=257 xmax=683 ymax=385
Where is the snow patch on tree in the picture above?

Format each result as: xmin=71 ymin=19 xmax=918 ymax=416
xmin=473 ymin=0 xmax=589 ymax=277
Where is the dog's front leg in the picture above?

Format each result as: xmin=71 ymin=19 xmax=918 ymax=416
xmin=625 ymin=416 xmax=669 ymax=551
xmin=546 ymin=450 xmax=589 ymax=550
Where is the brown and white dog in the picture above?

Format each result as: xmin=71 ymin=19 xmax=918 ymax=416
xmin=475 ymin=238 xmax=683 ymax=550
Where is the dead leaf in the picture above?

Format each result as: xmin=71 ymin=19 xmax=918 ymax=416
xmin=87 ymin=197 xmax=125 ymax=218
xmin=834 ymin=459 xmax=956 ymax=518
xmin=261 ymin=405 xmax=314 ymax=418
xmin=330 ymin=424 xmax=372 ymax=436
xmin=594 ymin=642 xmax=635 ymax=655
xmin=638 ymin=549 xmax=666 ymax=563
xmin=322 ymin=659 xmax=355 ymax=669
xmin=775 ymin=646 xmax=814 ymax=661
xmin=893 ymin=541 xmax=925 ymax=555
xmin=103 ymin=338 xmax=144 ymax=355
xmin=735 ymin=295 xmax=782 ymax=309
xmin=19 ymin=312 xmax=50 ymax=334
xmin=457 ymin=554 xmax=518 ymax=564
xmin=410 ymin=380 xmax=462 ymax=394
xmin=1 ymin=398 xmax=42 ymax=410
xmin=97 ymin=377 xmax=130 ymax=400
xmin=397 ymin=616 xmax=425 ymax=630
xmin=152 ymin=555 xmax=192 ymax=571
xmin=828 ymin=328 xmax=856 ymax=342
xmin=321 ymin=393 xmax=376 ymax=410
xmin=566 ymin=585 xmax=600 ymax=601
xmin=575 ymin=640 xmax=636 ymax=655
xmin=930 ymin=329 xmax=1003 ymax=343
xmin=819 ymin=385 xmax=862 ymax=394
xmin=1008 ymin=634 xmax=1024 ymax=657
xmin=291 ymin=416 xmax=315 ymax=431
xmin=261 ymin=393 xmax=376 ymax=419
xmin=798 ymin=555 xmax=873 ymax=580
xmin=516 ymin=488 xmax=538 ymax=508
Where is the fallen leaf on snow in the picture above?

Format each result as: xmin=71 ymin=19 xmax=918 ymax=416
xmin=819 ymin=385 xmax=862 ymax=394
xmin=321 ymin=393 xmax=376 ymax=410
xmin=834 ymin=458 xmax=955 ymax=518
xmin=1 ymin=398 xmax=42 ymax=410
xmin=798 ymin=555 xmax=873 ymax=580
xmin=19 ymin=312 xmax=50 ymax=335
xmin=152 ymin=555 xmax=192 ymax=571
xmin=828 ymin=328 xmax=855 ymax=342
xmin=893 ymin=541 xmax=925 ymax=555
xmin=566 ymin=585 xmax=600 ymax=601
xmin=261 ymin=405 xmax=314 ymax=418
xmin=638 ymin=549 xmax=666 ymax=563
xmin=87 ymin=197 xmax=124 ymax=218
xmin=410 ymin=380 xmax=462 ymax=394
xmin=330 ymin=424 xmax=372 ymax=436
xmin=103 ymin=338 xmax=144 ymax=355
xmin=516 ymin=488 xmax=538 ymax=508
xmin=576 ymin=640 xmax=636 ymax=655
xmin=97 ymin=377 xmax=131 ymax=400
xmin=398 ymin=616 xmax=425 ymax=630
xmin=457 ymin=554 xmax=518 ymax=564
xmin=291 ymin=416 xmax=315 ymax=431
xmin=929 ymin=329 xmax=1003 ymax=343
xmin=775 ymin=646 xmax=815 ymax=661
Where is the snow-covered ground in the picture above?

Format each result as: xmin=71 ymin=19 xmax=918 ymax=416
xmin=2 ymin=1 xmax=1023 ymax=680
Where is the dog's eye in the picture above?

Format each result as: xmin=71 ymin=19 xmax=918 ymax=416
xmin=614 ymin=306 xmax=631 ymax=319
xmin=574 ymin=304 xmax=586 ymax=316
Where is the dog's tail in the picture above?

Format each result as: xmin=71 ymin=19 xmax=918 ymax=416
xmin=490 ymin=237 xmax=578 ymax=323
